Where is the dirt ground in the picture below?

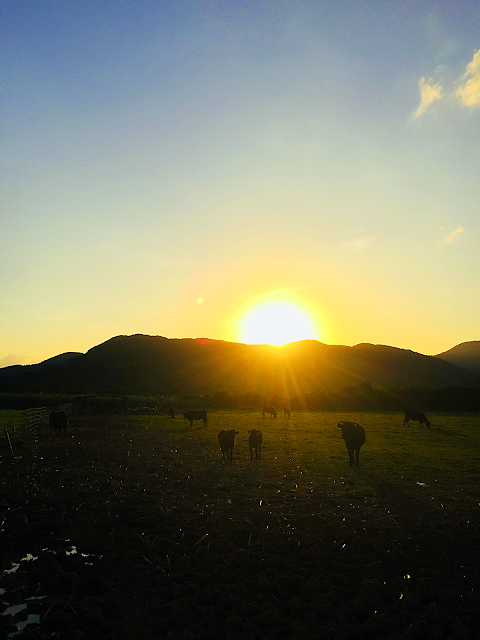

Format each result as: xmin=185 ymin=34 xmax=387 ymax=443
xmin=1 ymin=414 xmax=479 ymax=639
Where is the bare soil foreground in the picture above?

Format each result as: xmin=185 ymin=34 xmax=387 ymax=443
xmin=1 ymin=411 xmax=480 ymax=639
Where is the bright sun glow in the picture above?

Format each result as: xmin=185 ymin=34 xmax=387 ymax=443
xmin=239 ymin=301 xmax=318 ymax=346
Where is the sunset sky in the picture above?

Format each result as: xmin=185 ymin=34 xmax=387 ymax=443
xmin=1 ymin=1 xmax=479 ymax=366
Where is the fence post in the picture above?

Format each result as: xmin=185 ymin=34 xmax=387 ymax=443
xmin=5 ymin=426 xmax=22 ymax=459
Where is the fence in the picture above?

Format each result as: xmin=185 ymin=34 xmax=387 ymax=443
xmin=23 ymin=407 xmax=50 ymax=452
xmin=2 ymin=405 xmax=75 ymax=486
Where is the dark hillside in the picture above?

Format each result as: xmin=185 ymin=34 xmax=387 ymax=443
xmin=0 ymin=365 xmax=23 ymax=378
xmin=0 ymin=334 xmax=478 ymax=396
xmin=0 ymin=352 xmax=82 ymax=378
xmin=344 ymin=343 xmax=475 ymax=387
xmin=34 ymin=351 xmax=83 ymax=369
xmin=436 ymin=341 xmax=480 ymax=375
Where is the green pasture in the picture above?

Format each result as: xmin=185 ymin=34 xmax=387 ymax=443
xmin=0 ymin=410 xmax=480 ymax=521
xmin=68 ymin=409 xmax=480 ymax=522
xmin=2 ymin=409 xmax=480 ymax=638
xmin=3 ymin=409 xmax=480 ymax=513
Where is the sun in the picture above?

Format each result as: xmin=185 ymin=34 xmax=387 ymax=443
xmin=239 ymin=300 xmax=318 ymax=346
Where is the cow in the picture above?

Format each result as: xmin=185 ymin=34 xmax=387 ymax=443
xmin=50 ymin=411 xmax=68 ymax=437
xmin=284 ymin=407 xmax=291 ymax=418
xmin=404 ymin=410 xmax=430 ymax=428
xmin=262 ymin=406 xmax=277 ymax=419
xmin=337 ymin=421 xmax=366 ymax=467
xmin=168 ymin=406 xmax=175 ymax=419
xmin=248 ymin=429 xmax=263 ymax=461
xmin=218 ymin=429 xmax=239 ymax=461
xmin=183 ymin=410 xmax=207 ymax=427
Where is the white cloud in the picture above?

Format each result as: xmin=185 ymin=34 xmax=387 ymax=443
xmin=438 ymin=227 xmax=465 ymax=245
xmin=340 ymin=236 xmax=376 ymax=251
xmin=457 ymin=49 xmax=480 ymax=107
xmin=413 ymin=77 xmax=443 ymax=117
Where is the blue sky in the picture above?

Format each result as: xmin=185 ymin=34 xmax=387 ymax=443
xmin=1 ymin=1 xmax=479 ymax=365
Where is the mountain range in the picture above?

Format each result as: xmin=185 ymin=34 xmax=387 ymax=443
xmin=0 ymin=335 xmax=479 ymax=397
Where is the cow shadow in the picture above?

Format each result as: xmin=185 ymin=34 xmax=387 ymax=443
xmin=429 ymin=426 xmax=466 ymax=437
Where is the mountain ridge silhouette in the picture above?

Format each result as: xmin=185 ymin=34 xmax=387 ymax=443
xmin=1 ymin=334 xmax=478 ymax=395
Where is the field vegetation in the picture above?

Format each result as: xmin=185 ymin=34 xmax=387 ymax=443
xmin=1 ymin=410 xmax=479 ymax=639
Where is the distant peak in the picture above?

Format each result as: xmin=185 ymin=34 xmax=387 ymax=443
xmin=437 ymin=340 xmax=480 ymax=356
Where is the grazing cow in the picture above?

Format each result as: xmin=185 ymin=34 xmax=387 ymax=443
xmin=183 ymin=410 xmax=207 ymax=427
xmin=248 ymin=429 xmax=263 ymax=461
xmin=284 ymin=407 xmax=291 ymax=418
xmin=218 ymin=429 xmax=239 ymax=461
xmin=404 ymin=410 xmax=430 ymax=428
xmin=262 ymin=406 xmax=277 ymax=419
xmin=168 ymin=406 xmax=175 ymax=419
xmin=50 ymin=411 xmax=68 ymax=437
xmin=337 ymin=421 xmax=366 ymax=467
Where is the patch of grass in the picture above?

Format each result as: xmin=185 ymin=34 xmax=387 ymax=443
xmin=0 ymin=409 xmax=24 ymax=455
xmin=1 ymin=410 xmax=479 ymax=639
xmin=0 ymin=408 xmax=24 ymax=432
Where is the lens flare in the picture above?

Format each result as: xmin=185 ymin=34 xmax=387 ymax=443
xmin=239 ymin=300 xmax=318 ymax=346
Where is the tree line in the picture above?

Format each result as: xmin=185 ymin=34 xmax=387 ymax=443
xmin=0 ymin=383 xmax=478 ymax=412
xmin=203 ymin=383 xmax=480 ymax=412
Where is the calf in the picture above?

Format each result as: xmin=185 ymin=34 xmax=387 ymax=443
xmin=183 ymin=410 xmax=207 ymax=427
xmin=50 ymin=411 xmax=68 ymax=437
xmin=262 ymin=406 xmax=277 ymax=419
xmin=168 ymin=406 xmax=175 ymax=419
xmin=337 ymin=421 xmax=366 ymax=467
xmin=248 ymin=429 xmax=263 ymax=461
xmin=284 ymin=407 xmax=291 ymax=418
xmin=218 ymin=429 xmax=239 ymax=461
xmin=404 ymin=410 xmax=430 ymax=428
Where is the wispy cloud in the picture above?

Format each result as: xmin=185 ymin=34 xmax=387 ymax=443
xmin=415 ymin=48 xmax=480 ymax=116
xmin=413 ymin=77 xmax=443 ymax=118
xmin=0 ymin=354 xmax=30 ymax=367
xmin=340 ymin=236 xmax=376 ymax=251
xmin=457 ymin=49 xmax=480 ymax=107
xmin=438 ymin=227 xmax=465 ymax=245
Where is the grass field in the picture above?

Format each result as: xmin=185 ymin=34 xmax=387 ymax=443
xmin=1 ymin=410 xmax=480 ymax=639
